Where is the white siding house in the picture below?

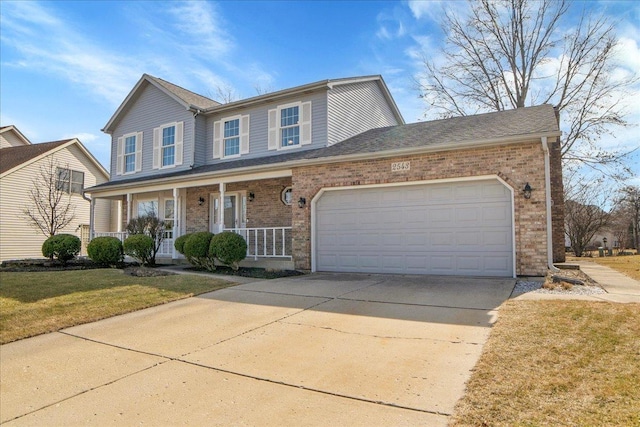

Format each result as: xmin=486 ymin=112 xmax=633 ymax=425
xmin=0 ymin=127 xmax=111 ymax=261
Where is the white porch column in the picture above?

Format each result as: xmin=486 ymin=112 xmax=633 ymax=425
xmin=172 ymin=187 xmax=179 ymax=259
xmin=219 ymin=182 xmax=225 ymax=232
xmin=116 ymin=199 xmax=123 ymax=233
xmin=89 ymin=197 xmax=95 ymax=240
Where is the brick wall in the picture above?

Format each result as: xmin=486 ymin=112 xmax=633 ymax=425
xmin=549 ymin=140 xmax=566 ymax=263
xmin=292 ymin=140 xmax=553 ymax=276
xmin=184 ymin=177 xmax=293 ymax=233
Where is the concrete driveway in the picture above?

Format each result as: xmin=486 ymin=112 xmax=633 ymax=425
xmin=1 ymin=273 xmax=515 ymax=426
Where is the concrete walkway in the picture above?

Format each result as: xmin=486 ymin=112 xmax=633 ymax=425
xmin=515 ymin=260 xmax=640 ymax=303
xmin=0 ymin=273 xmax=515 ymax=426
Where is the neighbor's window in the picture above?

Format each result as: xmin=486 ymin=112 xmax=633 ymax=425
xmin=223 ymin=118 xmax=240 ymax=157
xmin=161 ymin=125 xmax=176 ymax=167
xmin=124 ymin=135 xmax=137 ymax=173
xmin=280 ymin=106 xmax=300 ymax=147
xmin=56 ymin=167 xmax=84 ymax=194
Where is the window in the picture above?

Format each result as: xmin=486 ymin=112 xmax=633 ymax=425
xmin=117 ymin=132 xmax=142 ymax=175
xmin=280 ymin=106 xmax=300 ymax=147
xmin=137 ymin=200 xmax=158 ymax=217
xmin=163 ymin=199 xmax=175 ymax=239
xmin=213 ymin=115 xmax=249 ymax=159
xmin=281 ymin=187 xmax=293 ymax=206
xmin=153 ymin=122 xmax=183 ymax=169
xmin=223 ymin=119 xmax=240 ymax=157
xmin=56 ymin=167 xmax=84 ymax=194
xmin=124 ymin=135 xmax=136 ymax=173
xmin=268 ymin=101 xmax=311 ymax=151
xmin=162 ymin=125 xmax=175 ymax=167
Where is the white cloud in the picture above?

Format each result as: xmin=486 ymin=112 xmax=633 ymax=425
xmin=407 ymin=0 xmax=446 ymax=21
xmin=0 ymin=1 xmax=141 ymax=107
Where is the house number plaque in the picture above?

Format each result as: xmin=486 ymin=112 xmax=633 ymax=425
xmin=391 ymin=161 xmax=410 ymax=172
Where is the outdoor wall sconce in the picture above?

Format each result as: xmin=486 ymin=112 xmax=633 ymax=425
xmin=523 ymin=183 xmax=532 ymax=199
xmin=248 ymin=192 xmax=255 ymax=202
xmin=198 ymin=196 xmax=205 ymax=206
xmin=298 ymin=197 xmax=306 ymax=208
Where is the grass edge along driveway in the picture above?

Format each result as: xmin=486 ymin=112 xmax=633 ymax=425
xmin=0 ymin=269 xmax=236 ymax=344
xmin=451 ymin=300 xmax=640 ymax=427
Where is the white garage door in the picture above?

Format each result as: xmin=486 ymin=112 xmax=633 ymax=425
xmin=315 ymin=179 xmax=513 ymax=277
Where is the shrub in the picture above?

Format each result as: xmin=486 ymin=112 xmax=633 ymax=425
xmin=183 ymin=231 xmax=215 ymax=271
xmin=126 ymin=214 xmax=166 ymax=266
xmin=123 ymin=234 xmax=154 ymax=266
xmin=174 ymin=233 xmax=191 ymax=255
xmin=209 ymin=231 xmax=247 ymax=271
xmin=87 ymin=236 xmax=123 ymax=266
xmin=41 ymin=234 xmax=81 ymax=264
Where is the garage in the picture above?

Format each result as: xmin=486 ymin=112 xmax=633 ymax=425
xmin=314 ymin=179 xmax=514 ymax=277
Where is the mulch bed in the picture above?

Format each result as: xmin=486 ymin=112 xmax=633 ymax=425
xmin=184 ymin=266 xmax=304 ymax=279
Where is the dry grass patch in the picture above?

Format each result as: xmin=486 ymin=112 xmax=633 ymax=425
xmin=451 ymin=300 xmax=640 ymax=427
xmin=0 ymin=269 xmax=236 ymax=344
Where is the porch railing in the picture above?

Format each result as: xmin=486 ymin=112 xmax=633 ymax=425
xmin=226 ymin=227 xmax=292 ymax=260
xmin=92 ymin=228 xmax=291 ymax=260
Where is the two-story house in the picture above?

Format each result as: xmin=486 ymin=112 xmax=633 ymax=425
xmin=87 ymin=74 xmax=565 ymax=277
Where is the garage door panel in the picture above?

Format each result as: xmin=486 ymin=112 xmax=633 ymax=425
xmin=316 ymin=180 xmax=513 ymax=276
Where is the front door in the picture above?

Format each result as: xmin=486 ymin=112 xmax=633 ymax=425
xmin=210 ymin=192 xmax=246 ymax=233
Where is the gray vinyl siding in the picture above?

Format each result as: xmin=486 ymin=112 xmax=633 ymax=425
xmin=203 ymin=91 xmax=328 ymax=165
xmin=109 ymin=83 xmax=194 ymax=181
xmin=327 ymin=81 xmax=400 ymax=146
xmin=193 ymin=114 xmax=208 ymax=167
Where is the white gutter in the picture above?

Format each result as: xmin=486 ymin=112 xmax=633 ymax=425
xmin=87 ymin=131 xmax=560 ymax=196
xmin=542 ymin=136 xmax=560 ymax=273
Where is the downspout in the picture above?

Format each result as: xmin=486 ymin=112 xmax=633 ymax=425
xmin=190 ymin=108 xmax=201 ymax=169
xmin=541 ymin=137 xmax=560 ymax=273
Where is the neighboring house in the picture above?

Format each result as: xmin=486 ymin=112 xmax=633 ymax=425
xmin=86 ymin=74 xmax=565 ymax=277
xmin=0 ymin=126 xmax=112 ymax=261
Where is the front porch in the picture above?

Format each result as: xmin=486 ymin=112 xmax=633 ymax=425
xmin=89 ymin=174 xmax=297 ymax=269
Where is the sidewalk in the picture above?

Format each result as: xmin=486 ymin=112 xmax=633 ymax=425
xmin=515 ymin=260 xmax=640 ymax=303
xmin=572 ymin=260 xmax=640 ymax=303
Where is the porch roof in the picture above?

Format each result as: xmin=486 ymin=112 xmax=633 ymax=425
xmin=88 ymin=104 xmax=561 ymax=194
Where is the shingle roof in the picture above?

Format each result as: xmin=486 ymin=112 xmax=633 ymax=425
xmin=147 ymin=75 xmax=220 ymax=110
xmin=0 ymin=140 xmax=71 ymax=174
xmin=89 ymin=105 xmax=559 ymax=191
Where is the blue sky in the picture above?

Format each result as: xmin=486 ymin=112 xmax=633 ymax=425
xmin=1 ymin=0 xmax=638 ymax=183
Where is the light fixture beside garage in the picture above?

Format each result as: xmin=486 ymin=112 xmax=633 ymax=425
xmin=298 ymin=197 xmax=306 ymax=208
xmin=523 ymin=183 xmax=533 ymax=199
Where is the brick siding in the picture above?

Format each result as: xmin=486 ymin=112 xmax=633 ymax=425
xmin=292 ymin=140 xmax=556 ymax=276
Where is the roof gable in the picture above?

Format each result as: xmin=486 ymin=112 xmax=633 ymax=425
xmin=0 ymin=125 xmax=32 ymax=147
xmin=0 ymin=138 xmax=109 ymax=179
xmin=103 ymin=74 xmax=220 ymax=133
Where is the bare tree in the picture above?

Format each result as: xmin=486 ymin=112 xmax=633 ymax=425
xmin=564 ymin=178 xmax=611 ymax=256
xmin=213 ymin=84 xmax=239 ymax=103
xmin=615 ymin=185 xmax=640 ymax=249
xmin=23 ymin=156 xmax=76 ymax=237
xmin=417 ymin=0 xmax=637 ymax=176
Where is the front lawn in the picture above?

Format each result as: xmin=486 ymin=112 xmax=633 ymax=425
xmin=451 ymin=300 xmax=640 ymax=426
xmin=0 ymin=269 xmax=236 ymax=344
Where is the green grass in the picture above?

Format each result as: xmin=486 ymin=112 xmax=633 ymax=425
xmin=451 ymin=300 xmax=640 ymax=426
xmin=0 ymin=269 xmax=236 ymax=344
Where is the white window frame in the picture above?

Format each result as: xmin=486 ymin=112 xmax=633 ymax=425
xmin=117 ymin=131 xmax=143 ymax=175
xmin=268 ymin=101 xmax=312 ymax=151
xmin=153 ymin=121 xmax=183 ymax=170
xmin=213 ymin=114 xmax=250 ymax=159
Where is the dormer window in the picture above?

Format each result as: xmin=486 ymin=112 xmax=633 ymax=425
xmin=268 ymin=101 xmax=312 ymax=151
